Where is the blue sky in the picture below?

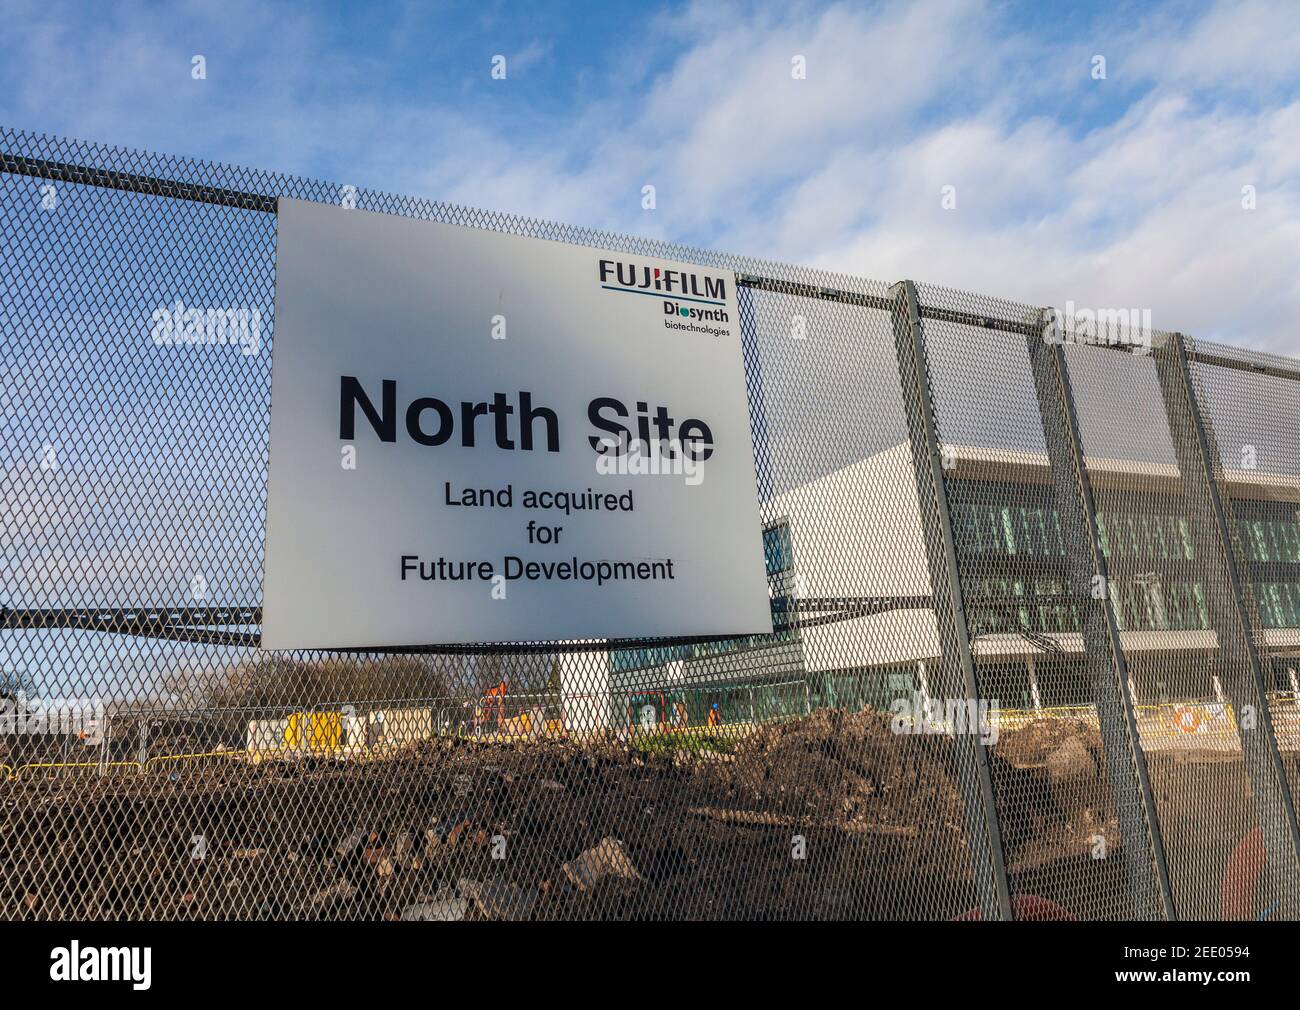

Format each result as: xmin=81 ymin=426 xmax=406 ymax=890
xmin=2 ymin=0 xmax=1298 ymax=351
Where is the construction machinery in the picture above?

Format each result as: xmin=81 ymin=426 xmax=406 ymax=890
xmin=472 ymin=681 xmax=562 ymax=740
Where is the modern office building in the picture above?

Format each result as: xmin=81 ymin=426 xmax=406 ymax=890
xmin=562 ymin=441 xmax=1300 ymax=731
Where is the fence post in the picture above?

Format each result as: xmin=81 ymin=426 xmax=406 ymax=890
xmin=890 ymin=280 xmax=1014 ymax=922
xmin=1027 ymin=316 xmax=1176 ymax=920
xmin=1154 ymin=332 xmax=1300 ymax=912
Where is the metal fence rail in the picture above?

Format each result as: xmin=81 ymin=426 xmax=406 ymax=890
xmin=2 ymin=126 xmax=1299 ymax=920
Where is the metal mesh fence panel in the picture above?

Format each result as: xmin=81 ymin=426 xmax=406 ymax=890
xmin=2 ymin=127 xmax=1298 ymax=921
xmin=1181 ymin=338 xmax=1300 ymax=916
xmin=1060 ymin=330 xmax=1300 ymax=920
xmin=0 ymin=127 xmax=1002 ymax=921
xmin=912 ymin=282 xmax=1168 ymax=920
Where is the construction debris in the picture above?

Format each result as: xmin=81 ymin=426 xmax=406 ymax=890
xmin=562 ymin=837 xmax=642 ymax=892
xmin=309 ymin=880 xmax=356 ymax=908
xmin=458 ymin=878 xmax=537 ymax=921
xmin=335 ymin=829 xmax=370 ymax=858
xmin=401 ymin=888 xmax=468 ymax=921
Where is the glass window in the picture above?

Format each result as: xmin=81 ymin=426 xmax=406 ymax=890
xmin=1254 ymin=582 xmax=1300 ymax=628
xmin=1282 ymin=516 xmax=1300 ymax=562
xmin=1001 ymin=507 xmax=1017 ymax=555
xmin=1157 ymin=517 xmax=1170 ymax=557
xmin=763 ymin=522 xmax=793 ymax=575
xmin=610 ymin=644 xmax=689 ymax=674
xmin=1049 ymin=511 xmax=1065 ymax=555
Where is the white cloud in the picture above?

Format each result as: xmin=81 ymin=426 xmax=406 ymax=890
xmin=1 ymin=0 xmax=1297 ymax=351
xmin=1127 ymin=0 xmax=1300 ymax=93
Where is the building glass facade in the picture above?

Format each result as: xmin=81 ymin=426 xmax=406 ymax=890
xmin=606 ymin=475 xmax=1300 ymax=727
xmin=608 ymin=520 xmax=804 ymax=728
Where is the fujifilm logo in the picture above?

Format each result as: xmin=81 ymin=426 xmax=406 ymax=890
xmin=598 ymin=259 xmax=727 ymax=303
xmin=50 ymin=942 xmax=152 ymax=990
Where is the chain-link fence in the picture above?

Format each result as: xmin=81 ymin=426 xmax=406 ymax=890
xmin=3 ymin=127 xmax=1299 ymax=921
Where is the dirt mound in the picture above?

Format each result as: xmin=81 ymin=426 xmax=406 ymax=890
xmin=997 ymin=717 xmax=1103 ymax=771
xmin=0 ymin=710 xmax=1151 ymax=921
xmin=991 ymin=718 xmax=1116 ymax=868
xmin=729 ymin=709 xmax=967 ymax=843
xmin=728 ymin=710 xmax=1118 ymax=871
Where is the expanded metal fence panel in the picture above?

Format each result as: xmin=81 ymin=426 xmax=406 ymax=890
xmin=913 ymin=282 xmax=1166 ymax=920
xmin=1183 ymin=338 xmax=1300 ymax=895
xmin=0 ymin=127 xmax=1001 ymax=921
xmin=2 ymin=127 xmax=1299 ymax=921
xmin=1061 ymin=334 xmax=1300 ymax=920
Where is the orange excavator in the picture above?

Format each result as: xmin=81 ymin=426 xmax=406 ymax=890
xmin=472 ymin=681 xmax=562 ymax=740
xmin=474 ymin=681 xmax=509 ymax=735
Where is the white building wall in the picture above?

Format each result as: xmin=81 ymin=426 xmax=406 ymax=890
xmin=765 ymin=442 xmax=940 ymax=671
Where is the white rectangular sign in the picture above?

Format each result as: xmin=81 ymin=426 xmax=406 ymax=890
xmin=261 ymin=199 xmax=772 ymax=649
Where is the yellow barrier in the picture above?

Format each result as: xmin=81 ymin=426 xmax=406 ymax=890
xmin=145 ymin=751 xmax=246 ymax=772
xmin=994 ymin=702 xmax=1237 ymax=722
xmin=14 ymin=760 xmax=144 ymax=780
xmin=994 ymin=705 xmax=1098 ymax=729
xmin=992 ymin=701 xmax=1243 ymax=746
xmin=0 ymin=764 xmax=11 ymax=781
xmin=1138 ymin=702 xmax=1238 ymax=742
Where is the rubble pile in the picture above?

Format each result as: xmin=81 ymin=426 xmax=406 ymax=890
xmin=0 ymin=710 xmax=1152 ymax=921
